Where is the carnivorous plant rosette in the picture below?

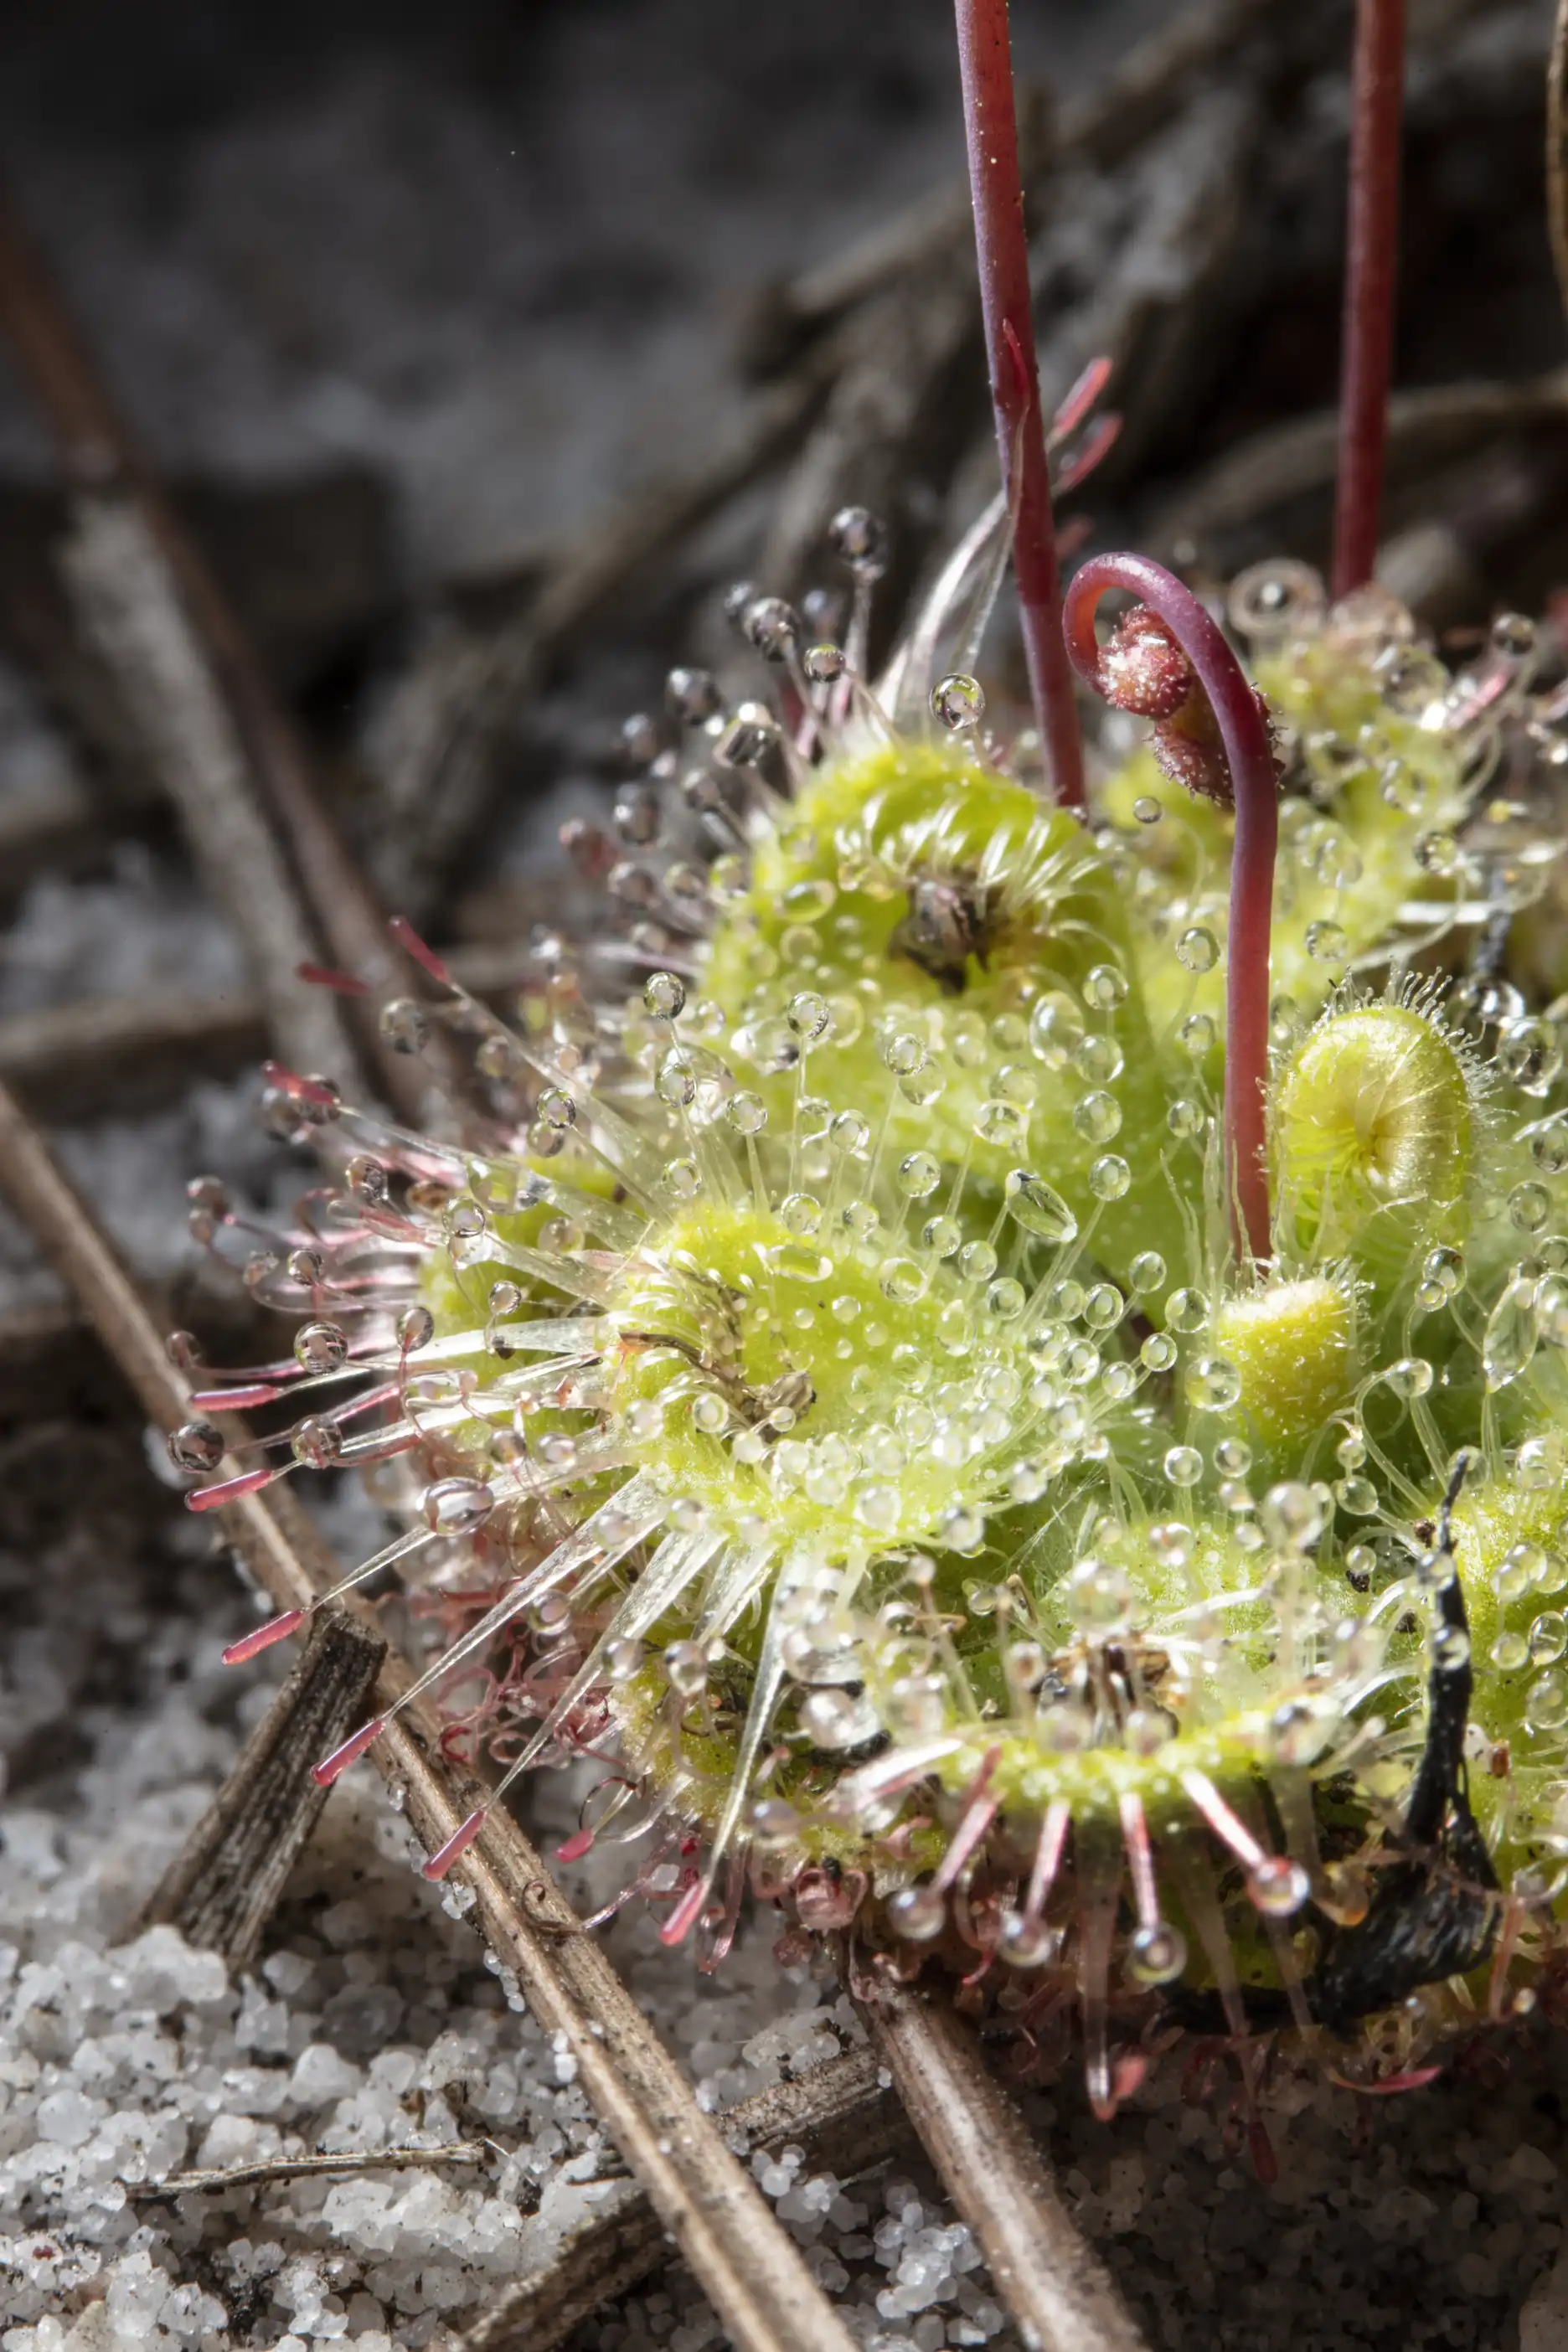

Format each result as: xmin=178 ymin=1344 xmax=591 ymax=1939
xmin=164 ymin=0 xmax=1568 ymax=2117
xmin=168 ymin=515 xmax=1568 ymax=2108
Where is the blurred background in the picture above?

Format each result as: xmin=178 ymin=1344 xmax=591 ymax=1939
xmin=0 ymin=0 xmax=1557 ymax=1025
xmin=0 ymin=0 xmax=1550 ymax=1265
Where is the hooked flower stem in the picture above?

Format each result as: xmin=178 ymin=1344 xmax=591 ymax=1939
xmin=952 ymin=0 xmax=1084 ymax=808
xmin=1063 ymin=553 xmax=1278 ymax=1266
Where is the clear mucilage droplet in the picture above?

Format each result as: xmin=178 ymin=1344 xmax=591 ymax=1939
xmin=296 ymin=1322 xmax=349 ymax=1374
xmin=169 ymin=1421 xmax=224 ymax=1474
xmin=645 ymin=971 xmax=687 ymax=1019
xmin=828 ymin=504 xmax=887 ymax=578
xmin=380 ymin=998 xmax=430 ymax=1054
xmin=423 ymin=1478 xmax=495 ymax=1536
xmin=666 ymin=665 xmax=722 ymax=724
xmin=1175 ymin=926 xmax=1219 ymax=973
xmin=1003 ymin=1169 xmax=1078 ymax=1243
xmin=743 ymin=596 xmax=802 ymax=662
xmin=931 ymin=674 xmax=985 ymax=731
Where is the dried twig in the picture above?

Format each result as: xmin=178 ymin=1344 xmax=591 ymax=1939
xmin=54 ymin=498 xmax=357 ymax=1088
xmin=0 ymin=467 xmax=389 ymax=818
xmin=745 ymin=182 xmax=981 ymax=374
xmin=368 ymin=2 xmax=1310 ymax=914
xmin=762 ymin=31 xmax=1264 ymax=669
xmin=1550 ymin=0 xmax=1568 ymax=324
xmin=370 ymin=374 xmax=825 ymax=919
xmin=0 ymin=989 xmax=268 ymax=1117
xmin=1333 ymin=0 xmax=1406 ymax=597
xmin=140 ymin=1610 xmax=387 ymax=1969
xmin=0 ymin=1075 xmax=859 ymax=2352
xmin=0 ymin=192 xmax=421 ymax=1118
xmin=0 ymin=941 xmax=537 ymax=1118
xmin=751 ymin=0 xmax=1266 ymax=362
xmin=133 ymin=2142 xmax=493 ymax=2200
xmin=758 ymin=276 xmax=975 ymax=618
xmin=1147 ymin=371 xmax=1568 ymax=555
xmin=459 ymin=2046 xmax=907 ymax=2352
xmin=1037 ymin=81 xmax=1256 ymax=477
xmin=1056 ymin=0 xmax=1269 ymax=174
xmin=0 ymin=764 xmax=161 ymax=905
xmin=852 ymin=1978 xmax=1149 ymax=2352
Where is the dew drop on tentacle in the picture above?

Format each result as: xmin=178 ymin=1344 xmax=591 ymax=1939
xmin=168 ymin=1420 xmax=225 ymax=1475
xmin=887 ymin=1884 xmax=947 ymax=1943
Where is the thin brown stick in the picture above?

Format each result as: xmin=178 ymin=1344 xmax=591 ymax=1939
xmin=133 ymin=2143 xmax=494 ymax=2199
xmin=1148 ymin=369 xmax=1568 ymax=551
xmin=0 ymin=1075 xmax=858 ymax=2352
xmin=0 ymin=767 xmax=161 ymax=902
xmin=0 ymin=190 xmax=422 ymax=1117
xmin=755 ymin=0 xmax=1262 ymax=358
xmin=0 ymin=940 xmax=539 ymax=1117
xmin=758 ymin=275 xmax=974 ymax=614
xmin=1550 ymin=0 xmax=1568 ymax=322
xmin=140 ymin=1609 xmax=387 ymax=1969
xmin=1332 ymin=0 xmax=1406 ymax=597
xmin=1056 ymin=0 xmax=1266 ymax=175
xmin=460 ymin=2047 xmax=908 ymax=2352
xmin=853 ymin=1978 xmax=1149 ymax=2352
xmin=0 ymin=988 xmax=268 ymax=1115
xmin=56 ymin=497 xmax=357 ymax=1088
xmin=752 ymin=182 xmax=980 ymax=369
xmin=372 ymin=374 xmax=824 ymax=917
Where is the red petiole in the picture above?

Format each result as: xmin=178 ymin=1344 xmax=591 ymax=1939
xmin=953 ymin=0 xmax=1084 ymax=807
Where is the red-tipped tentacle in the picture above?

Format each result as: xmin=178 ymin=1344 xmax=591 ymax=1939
xmin=1063 ymin=554 xmax=1279 ymax=1266
xmin=388 ymin=916 xmax=455 ymax=989
xmin=297 ymin=962 xmax=372 ymax=998
xmin=421 ymin=1808 xmax=487 ymax=1881
xmin=222 ymin=1610 xmax=304 ymax=1665
xmin=312 ymin=1715 xmax=386 ymax=1787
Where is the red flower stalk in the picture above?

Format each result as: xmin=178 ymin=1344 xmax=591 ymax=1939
xmin=1333 ymin=0 xmax=1406 ymax=598
xmin=953 ymin=0 xmax=1084 ymax=807
xmin=1064 ymin=555 xmax=1279 ymax=1266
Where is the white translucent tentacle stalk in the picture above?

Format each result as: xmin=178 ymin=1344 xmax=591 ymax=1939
xmin=883 ymin=488 xmax=1008 ymax=729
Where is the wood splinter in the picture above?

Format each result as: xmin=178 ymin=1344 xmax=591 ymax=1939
xmin=140 ymin=1608 xmax=387 ymax=1972
xmin=458 ymin=2045 xmax=908 ymax=2352
xmin=852 ymin=1973 xmax=1149 ymax=2352
xmin=133 ymin=2139 xmax=493 ymax=2200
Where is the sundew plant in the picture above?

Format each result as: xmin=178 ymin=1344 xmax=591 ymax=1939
xmin=171 ymin=0 xmax=1568 ymax=2115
